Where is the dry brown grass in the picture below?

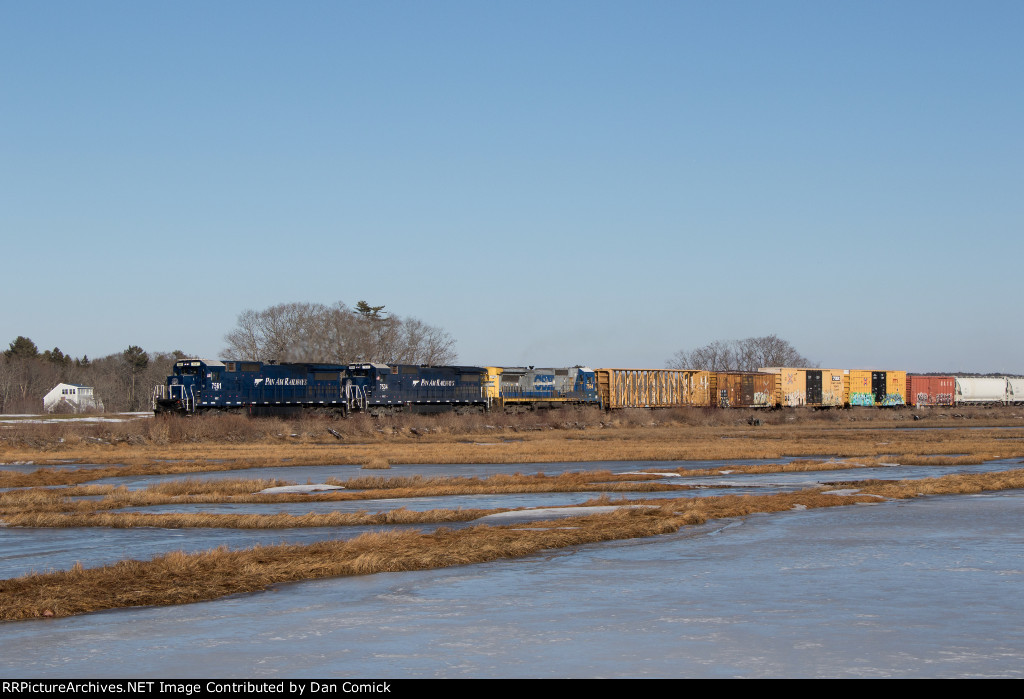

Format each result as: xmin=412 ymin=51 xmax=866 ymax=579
xmin=4 ymin=467 xmax=1023 ymax=620
xmin=888 ymin=454 xmax=986 ymax=466
xmin=0 ymin=506 xmax=499 ymax=529
xmin=4 ymin=419 xmax=1024 ymax=490
xmin=3 ymin=404 xmax=1022 ymax=453
xmin=361 ymin=456 xmax=391 ymax=469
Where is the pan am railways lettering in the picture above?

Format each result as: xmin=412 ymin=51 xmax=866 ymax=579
xmin=412 ymin=379 xmax=456 ymax=387
xmin=254 ymin=378 xmax=308 ymax=386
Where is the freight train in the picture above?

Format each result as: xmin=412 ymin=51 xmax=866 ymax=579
xmin=152 ymin=358 xmax=1024 ymax=416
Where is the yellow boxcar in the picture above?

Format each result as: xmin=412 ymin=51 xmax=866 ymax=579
xmin=846 ymin=370 xmax=907 ymax=407
xmin=595 ymin=368 xmax=710 ymax=409
xmin=758 ymin=368 xmax=846 ymax=407
xmin=820 ymin=369 xmax=847 ymax=406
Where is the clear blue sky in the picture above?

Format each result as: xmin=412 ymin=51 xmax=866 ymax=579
xmin=2 ymin=1 xmax=1021 ymax=373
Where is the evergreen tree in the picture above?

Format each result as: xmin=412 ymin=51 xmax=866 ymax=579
xmin=355 ymin=300 xmax=386 ymax=319
xmin=43 ymin=347 xmax=70 ymax=366
xmin=4 ymin=336 xmax=39 ymax=360
xmin=122 ymin=345 xmax=150 ymax=411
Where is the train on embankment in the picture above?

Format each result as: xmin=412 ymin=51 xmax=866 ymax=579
xmin=152 ymin=358 xmax=1024 ymax=416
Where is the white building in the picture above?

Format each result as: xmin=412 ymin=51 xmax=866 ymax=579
xmin=43 ymin=383 xmax=104 ymax=414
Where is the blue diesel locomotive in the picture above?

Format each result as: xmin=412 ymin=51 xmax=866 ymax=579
xmin=154 ymin=359 xmax=493 ymax=416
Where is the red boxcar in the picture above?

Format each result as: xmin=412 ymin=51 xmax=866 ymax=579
xmin=907 ymin=375 xmax=955 ymax=407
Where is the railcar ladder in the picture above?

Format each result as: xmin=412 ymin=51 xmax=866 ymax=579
xmin=345 ymin=384 xmax=367 ymax=411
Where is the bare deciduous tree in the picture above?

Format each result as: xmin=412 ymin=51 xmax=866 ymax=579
xmin=668 ymin=335 xmax=813 ymax=372
xmin=222 ymin=301 xmax=457 ymax=365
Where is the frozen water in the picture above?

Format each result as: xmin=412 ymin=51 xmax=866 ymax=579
xmin=3 ymin=456 xmax=1024 ymax=677
xmin=1 ymin=491 xmax=1022 ymax=677
xmin=119 ymin=489 xmax=700 ymax=518
xmin=4 ymin=458 xmax=1022 ymax=579
xmin=77 ymin=457 xmax=824 ymax=490
xmin=67 ymin=456 xmax=1024 ymax=492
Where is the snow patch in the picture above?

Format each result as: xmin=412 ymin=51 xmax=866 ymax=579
xmin=0 ymin=416 xmax=144 ymax=424
xmin=478 ymin=504 xmax=658 ymax=522
xmin=507 ymin=526 xmax=581 ymax=531
xmin=257 ymin=484 xmax=345 ymax=494
xmin=822 ymin=489 xmax=885 ymax=498
xmin=619 ymin=471 xmax=680 ymax=477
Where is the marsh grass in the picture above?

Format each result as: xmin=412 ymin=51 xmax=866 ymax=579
xmin=4 ymin=419 xmax=1023 ymax=490
xmin=5 ymin=468 xmax=1023 ymax=620
xmin=4 ymin=405 xmax=1021 ymax=453
xmin=892 ymin=454 xmax=987 ymax=466
xmin=1 ymin=506 xmax=499 ymax=529
xmin=4 ymin=413 xmax=1024 ymax=618
xmin=0 ymin=471 xmax=692 ymax=524
xmin=361 ymin=456 xmax=391 ymax=470
xmin=4 ymin=449 xmax=1023 ymax=525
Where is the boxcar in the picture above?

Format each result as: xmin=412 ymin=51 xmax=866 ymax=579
xmin=758 ymin=368 xmax=846 ymax=407
xmin=709 ymin=372 xmax=775 ymax=408
xmin=594 ymin=368 xmax=710 ymax=409
xmin=847 ymin=370 xmax=906 ymax=407
xmin=906 ymin=375 xmax=955 ymax=407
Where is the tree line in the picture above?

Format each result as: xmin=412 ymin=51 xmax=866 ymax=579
xmin=0 ymin=337 xmax=183 ymax=414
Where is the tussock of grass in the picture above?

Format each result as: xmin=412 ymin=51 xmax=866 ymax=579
xmin=5 ymin=468 xmax=1024 ymax=620
xmin=1 ymin=506 xmax=499 ymax=529
xmin=361 ymin=456 xmax=391 ymax=470
xmin=892 ymin=454 xmax=987 ymax=466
